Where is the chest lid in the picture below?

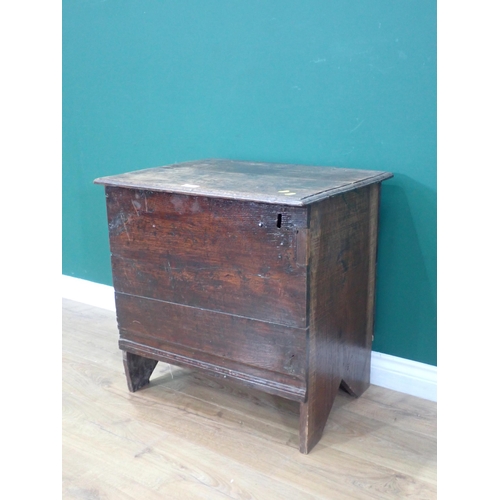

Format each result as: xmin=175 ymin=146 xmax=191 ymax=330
xmin=94 ymin=158 xmax=393 ymax=206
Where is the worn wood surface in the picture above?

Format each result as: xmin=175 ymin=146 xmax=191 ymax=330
xmin=95 ymin=158 xmax=393 ymax=206
xmin=341 ymin=183 xmax=380 ymax=397
xmin=300 ymin=185 xmax=377 ymax=453
xmin=120 ymin=338 xmax=307 ymax=403
xmin=106 ymin=187 xmax=308 ymax=327
xmin=63 ymin=299 xmax=437 ymax=500
xmin=116 ymin=292 xmax=307 ymax=401
xmin=96 ymin=161 xmax=393 ymax=453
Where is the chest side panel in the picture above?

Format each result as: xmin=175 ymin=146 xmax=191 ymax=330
xmin=105 ymin=187 xmax=309 ymax=328
xmin=303 ymin=186 xmax=374 ymax=436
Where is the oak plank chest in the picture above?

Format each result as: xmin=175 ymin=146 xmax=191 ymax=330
xmin=95 ymin=159 xmax=393 ymax=453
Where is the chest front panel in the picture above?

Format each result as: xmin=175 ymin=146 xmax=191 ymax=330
xmin=106 ymin=187 xmax=309 ymax=328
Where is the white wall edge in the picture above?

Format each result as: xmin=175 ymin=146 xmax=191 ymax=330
xmin=62 ymin=274 xmax=116 ymax=312
xmin=62 ymin=275 xmax=437 ymax=402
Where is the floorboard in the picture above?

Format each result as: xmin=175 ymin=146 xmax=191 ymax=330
xmin=62 ymin=299 xmax=437 ymax=499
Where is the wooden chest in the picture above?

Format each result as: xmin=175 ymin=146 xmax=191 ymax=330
xmin=95 ymin=159 xmax=393 ymax=453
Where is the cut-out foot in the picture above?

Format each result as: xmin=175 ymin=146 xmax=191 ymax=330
xmin=299 ymin=377 xmax=341 ymax=454
xmin=123 ymin=351 xmax=158 ymax=392
xmin=340 ymin=377 xmax=370 ymax=398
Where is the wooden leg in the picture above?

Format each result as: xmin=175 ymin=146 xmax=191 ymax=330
xmin=299 ymin=321 xmax=342 ymax=454
xmin=123 ymin=351 xmax=158 ymax=392
xmin=340 ymin=341 xmax=372 ymax=398
xmin=299 ymin=185 xmax=380 ymax=453
xmin=300 ymin=327 xmax=371 ymax=453
xmin=341 ymin=369 xmax=370 ymax=398
xmin=299 ymin=376 xmax=341 ymax=454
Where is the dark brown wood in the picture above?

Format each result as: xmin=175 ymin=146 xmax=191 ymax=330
xmin=106 ymin=187 xmax=308 ymax=327
xmin=122 ymin=351 xmax=158 ymax=392
xmin=95 ymin=159 xmax=392 ymax=454
xmin=340 ymin=183 xmax=381 ymax=397
xmin=120 ymin=339 xmax=306 ymax=402
xmin=299 ymin=185 xmax=379 ymax=453
xmin=115 ymin=292 xmax=307 ymax=384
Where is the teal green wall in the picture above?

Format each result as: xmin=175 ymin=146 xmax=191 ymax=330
xmin=63 ymin=1 xmax=436 ymax=366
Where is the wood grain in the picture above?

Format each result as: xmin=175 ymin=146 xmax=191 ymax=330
xmin=106 ymin=187 xmax=308 ymax=327
xmin=96 ymin=161 xmax=393 ymax=454
xmin=115 ymin=292 xmax=307 ymax=401
xmin=94 ymin=158 xmax=393 ymax=206
xmin=300 ymin=185 xmax=378 ymax=453
xmin=63 ymin=299 xmax=436 ymax=499
xmin=341 ymin=183 xmax=380 ymax=397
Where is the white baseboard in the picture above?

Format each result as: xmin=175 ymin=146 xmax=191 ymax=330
xmin=370 ymin=351 xmax=436 ymax=402
xmin=62 ymin=275 xmax=437 ymax=402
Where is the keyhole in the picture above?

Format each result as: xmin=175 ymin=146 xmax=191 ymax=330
xmin=276 ymin=213 xmax=282 ymax=228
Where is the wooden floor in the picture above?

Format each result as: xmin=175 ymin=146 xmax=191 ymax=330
xmin=62 ymin=299 xmax=437 ymax=499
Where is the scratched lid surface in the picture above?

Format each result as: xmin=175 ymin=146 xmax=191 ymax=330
xmin=94 ymin=159 xmax=393 ymax=206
